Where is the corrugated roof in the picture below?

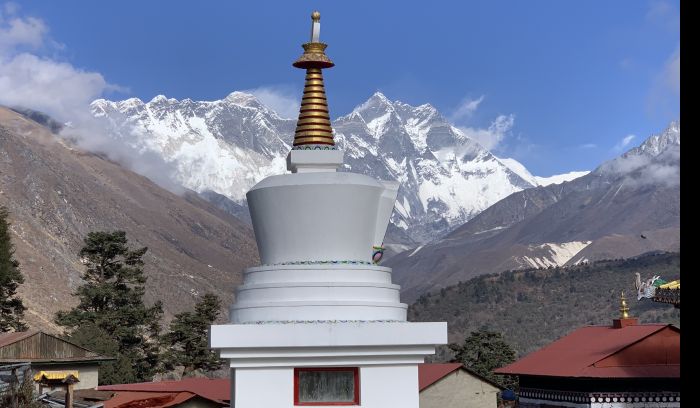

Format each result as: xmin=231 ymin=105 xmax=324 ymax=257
xmin=104 ymin=391 xmax=203 ymax=408
xmin=0 ymin=330 xmax=113 ymax=363
xmin=0 ymin=330 xmax=39 ymax=348
xmin=98 ymin=378 xmax=230 ymax=403
xmin=495 ymin=324 xmax=679 ymax=378
xmin=418 ymin=363 xmax=463 ymax=391
xmin=418 ymin=363 xmax=503 ymax=391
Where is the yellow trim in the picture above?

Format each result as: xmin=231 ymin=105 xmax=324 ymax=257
xmin=659 ymin=280 xmax=680 ymax=289
xmin=33 ymin=370 xmax=79 ymax=382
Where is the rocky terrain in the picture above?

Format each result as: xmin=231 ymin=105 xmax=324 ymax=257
xmin=0 ymin=107 xmax=259 ymax=332
xmin=387 ymin=122 xmax=680 ymax=301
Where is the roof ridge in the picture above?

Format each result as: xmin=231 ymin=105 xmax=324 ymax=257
xmin=590 ymin=324 xmax=671 ymax=368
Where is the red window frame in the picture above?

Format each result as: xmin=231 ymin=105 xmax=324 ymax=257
xmin=294 ymin=367 xmax=360 ymax=406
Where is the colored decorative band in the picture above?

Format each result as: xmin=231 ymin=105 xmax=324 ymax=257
xmin=263 ymin=259 xmax=372 ymax=266
xmin=242 ymin=320 xmax=405 ymax=325
xmin=291 ymin=145 xmax=338 ymax=151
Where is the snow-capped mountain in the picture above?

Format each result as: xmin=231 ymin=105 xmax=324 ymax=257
xmin=90 ymin=91 xmax=584 ymax=243
xmin=498 ymin=157 xmax=589 ymax=187
xmin=387 ymin=121 xmax=680 ymax=300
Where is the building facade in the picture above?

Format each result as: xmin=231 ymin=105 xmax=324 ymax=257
xmin=418 ymin=363 xmax=502 ymax=408
xmin=495 ymin=313 xmax=680 ymax=408
xmin=0 ymin=330 xmax=111 ymax=391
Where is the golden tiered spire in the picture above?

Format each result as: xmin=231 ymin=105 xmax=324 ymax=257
xmin=620 ymin=291 xmax=630 ymax=319
xmin=292 ymin=11 xmax=335 ymax=147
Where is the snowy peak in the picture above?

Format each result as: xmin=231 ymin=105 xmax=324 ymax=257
xmin=596 ymin=120 xmax=680 ymax=182
xmin=225 ymin=91 xmax=263 ymax=108
xmin=631 ymin=120 xmax=680 ymax=157
xmin=89 ymin=91 xmax=574 ymax=243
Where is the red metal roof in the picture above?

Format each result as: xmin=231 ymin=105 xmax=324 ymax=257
xmin=495 ymin=324 xmax=679 ymax=378
xmin=418 ymin=363 xmax=463 ymax=391
xmin=98 ymin=378 xmax=230 ymax=403
xmin=103 ymin=391 xmax=219 ymax=408
xmin=100 ymin=365 xmax=498 ymax=402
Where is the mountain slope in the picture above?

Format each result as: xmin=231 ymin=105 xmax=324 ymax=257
xmin=0 ymin=107 xmax=258 ymax=331
xmin=91 ymin=92 xmax=583 ymax=243
xmin=408 ymin=252 xmax=681 ymax=358
xmin=388 ymin=122 xmax=680 ymax=301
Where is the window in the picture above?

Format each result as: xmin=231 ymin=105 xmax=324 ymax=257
xmin=294 ymin=367 xmax=360 ymax=405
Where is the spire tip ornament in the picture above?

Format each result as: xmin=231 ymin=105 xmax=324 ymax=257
xmin=620 ymin=291 xmax=630 ymax=319
xmin=292 ymin=10 xmax=335 ymax=147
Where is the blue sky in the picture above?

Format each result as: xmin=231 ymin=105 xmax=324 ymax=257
xmin=1 ymin=1 xmax=680 ymax=176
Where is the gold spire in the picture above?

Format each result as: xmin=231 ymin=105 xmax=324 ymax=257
xmin=620 ymin=291 xmax=630 ymax=319
xmin=292 ymin=11 xmax=335 ymax=147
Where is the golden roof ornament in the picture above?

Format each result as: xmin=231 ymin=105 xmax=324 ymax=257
xmin=620 ymin=291 xmax=630 ymax=319
xmin=292 ymin=11 xmax=335 ymax=147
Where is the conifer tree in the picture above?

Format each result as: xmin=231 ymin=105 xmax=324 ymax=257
xmin=0 ymin=206 xmax=28 ymax=333
xmin=55 ymin=230 xmax=163 ymax=383
xmin=449 ymin=329 xmax=518 ymax=390
xmin=160 ymin=293 xmax=224 ymax=375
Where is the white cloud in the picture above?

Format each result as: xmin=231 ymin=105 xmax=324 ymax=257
xmin=458 ymin=114 xmax=515 ymax=151
xmin=0 ymin=7 xmax=47 ymax=53
xmin=0 ymin=6 xmax=183 ymax=193
xmin=613 ymin=134 xmax=636 ymax=151
xmin=0 ymin=53 xmax=117 ymax=121
xmin=579 ymin=143 xmax=597 ymax=149
xmin=244 ymin=85 xmax=300 ymax=119
xmin=602 ymin=147 xmax=679 ymax=188
xmin=450 ymin=95 xmax=484 ymax=122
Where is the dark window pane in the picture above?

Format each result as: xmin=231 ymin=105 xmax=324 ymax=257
xmin=298 ymin=370 xmax=355 ymax=402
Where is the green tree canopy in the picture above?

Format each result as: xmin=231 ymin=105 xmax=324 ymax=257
xmin=0 ymin=206 xmax=28 ymax=332
xmin=55 ymin=231 xmax=163 ymax=384
xmin=449 ymin=329 xmax=518 ymax=390
xmin=160 ymin=293 xmax=224 ymax=375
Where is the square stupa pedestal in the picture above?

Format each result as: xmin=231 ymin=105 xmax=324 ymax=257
xmin=211 ymin=321 xmax=447 ymax=408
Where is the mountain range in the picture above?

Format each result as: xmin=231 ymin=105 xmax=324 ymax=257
xmin=387 ymin=121 xmax=680 ymax=301
xmin=90 ymin=92 xmax=586 ymax=244
xmin=1 ymin=93 xmax=679 ymax=331
xmin=0 ymin=106 xmax=259 ymax=331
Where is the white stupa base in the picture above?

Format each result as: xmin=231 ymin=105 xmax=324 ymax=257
xmin=211 ymin=321 xmax=447 ymax=408
xmin=231 ymin=264 xmax=408 ymax=323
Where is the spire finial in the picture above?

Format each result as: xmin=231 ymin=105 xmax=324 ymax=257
xmin=310 ymin=11 xmax=321 ymax=43
xmin=620 ymin=291 xmax=630 ymax=319
xmin=292 ymin=11 xmax=335 ymax=147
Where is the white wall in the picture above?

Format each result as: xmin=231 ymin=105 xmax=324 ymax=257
xmin=419 ymin=369 xmax=500 ymax=408
xmin=233 ymin=365 xmax=419 ymax=408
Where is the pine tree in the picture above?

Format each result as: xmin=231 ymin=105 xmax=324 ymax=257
xmin=0 ymin=206 xmax=28 ymax=332
xmin=449 ymin=329 xmax=518 ymax=390
xmin=160 ymin=293 xmax=224 ymax=375
xmin=55 ymin=231 xmax=163 ymax=384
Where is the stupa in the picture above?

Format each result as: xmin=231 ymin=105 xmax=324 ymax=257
xmin=210 ymin=11 xmax=446 ymax=407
